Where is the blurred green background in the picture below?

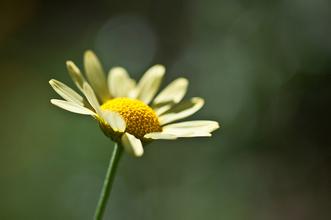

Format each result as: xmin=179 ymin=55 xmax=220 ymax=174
xmin=1 ymin=0 xmax=330 ymax=219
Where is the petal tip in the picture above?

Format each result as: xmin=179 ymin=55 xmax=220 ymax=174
xmin=112 ymin=66 xmax=126 ymax=71
xmin=84 ymin=50 xmax=96 ymax=58
xmin=152 ymin=64 xmax=166 ymax=75
xmin=193 ymin=97 xmax=204 ymax=103
xmin=135 ymin=149 xmax=144 ymax=157
xmin=66 ymin=60 xmax=73 ymax=66
xmin=49 ymin=79 xmax=55 ymax=85
xmin=178 ymin=77 xmax=189 ymax=83
xmin=66 ymin=61 xmax=81 ymax=73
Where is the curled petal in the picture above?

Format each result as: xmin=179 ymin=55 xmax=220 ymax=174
xmin=102 ymin=111 xmax=126 ymax=132
xmin=135 ymin=65 xmax=165 ymax=104
xmin=49 ymin=79 xmax=84 ymax=105
xmin=163 ymin=120 xmax=220 ymax=133
xmin=66 ymin=61 xmax=86 ymax=93
xmin=82 ymin=82 xmax=102 ymax=116
xmin=153 ymin=77 xmax=188 ymax=105
xmin=108 ymin=67 xmax=136 ymax=97
xmin=50 ymin=99 xmax=96 ymax=116
xmin=144 ymin=132 xmax=178 ymax=140
xmin=146 ymin=130 xmax=212 ymax=138
xmin=84 ymin=50 xmax=110 ymax=102
xmin=121 ymin=133 xmax=144 ymax=157
xmin=158 ymin=97 xmax=204 ymax=125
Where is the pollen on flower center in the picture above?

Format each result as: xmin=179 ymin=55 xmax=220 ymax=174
xmin=100 ymin=97 xmax=162 ymax=139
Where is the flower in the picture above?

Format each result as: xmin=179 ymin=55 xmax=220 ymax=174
xmin=49 ymin=50 xmax=220 ymax=157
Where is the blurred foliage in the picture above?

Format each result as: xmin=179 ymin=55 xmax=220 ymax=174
xmin=0 ymin=0 xmax=330 ymax=219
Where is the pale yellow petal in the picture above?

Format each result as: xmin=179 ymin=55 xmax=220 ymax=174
xmin=163 ymin=120 xmax=220 ymax=133
xmin=172 ymin=131 xmax=212 ymax=137
xmin=66 ymin=61 xmax=86 ymax=93
xmin=144 ymin=132 xmax=177 ymax=140
xmin=155 ymin=129 xmax=212 ymax=138
xmin=158 ymin=97 xmax=204 ymax=125
xmin=153 ymin=104 xmax=173 ymax=116
xmin=84 ymin=50 xmax=110 ymax=102
xmin=108 ymin=67 xmax=136 ymax=97
xmin=82 ymin=82 xmax=102 ymax=116
xmin=135 ymin=65 xmax=165 ymax=104
xmin=49 ymin=79 xmax=84 ymax=106
xmin=50 ymin=99 xmax=96 ymax=116
xmin=102 ymin=110 xmax=126 ymax=132
xmin=153 ymin=78 xmax=188 ymax=105
xmin=121 ymin=133 xmax=144 ymax=157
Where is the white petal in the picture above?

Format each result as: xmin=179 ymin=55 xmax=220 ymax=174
xmin=163 ymin=120 xmax=220 ymax=133
xmin=49 ymin=79 xmax=84 ymax=106
xmin=82 ymin=82 xmax=102 ymax=116
xmin=158 ymin=97 xmax=205 ymax=125
xmin=153 ymin=104 xmax=173 ymax=116
xmin=154 ymin=130 xmax=212 ymax=138
xmin=163 ymin=128 xmax=211 ymax=137
xmin=172 ymin=131 xmax=212 ymax=137
xmin=121 ymin=133 xmax=144 ymax=157
xmin=102 ymin=110 xmax=126 ymax=132
xmin=135 ymin=65 xmax=165 ymax=104
xmin=108 ymin=67 xmax=136 ymax=97
xmin=66 ymin=61 xmax=86 ymax=93
xmin=153 ymin=78 xmax=188 ymax=105
xmin=50 ymin=99 xmax=96 ymax=116
xmin=144 ymin=132 xmax=177 ymax=140
xmin=84 ymin=50 xmax=110 ymax=102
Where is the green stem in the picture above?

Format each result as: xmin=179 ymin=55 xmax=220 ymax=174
xmin=94 ymin=143 xmax=123 ymax=220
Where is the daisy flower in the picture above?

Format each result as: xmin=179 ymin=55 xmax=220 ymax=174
xmin=49 ymin=50 xmax=219 ymax=157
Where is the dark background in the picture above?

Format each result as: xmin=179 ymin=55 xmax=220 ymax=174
xmin=0 ymin=0 xmax=330 ymax=219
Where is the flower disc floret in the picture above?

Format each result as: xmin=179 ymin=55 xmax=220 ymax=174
xmin=101 ymin=98 xmax=162 ymax=139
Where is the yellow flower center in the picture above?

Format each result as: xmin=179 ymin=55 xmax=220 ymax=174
xmin=100 ymin=97 xmax=162 ymax=139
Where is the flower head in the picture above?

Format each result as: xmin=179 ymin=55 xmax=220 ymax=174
xmin=49 ymin=50 xmax=220 ymax=157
